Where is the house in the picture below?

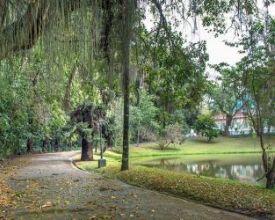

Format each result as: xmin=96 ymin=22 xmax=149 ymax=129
xmin=213 ymin=112 xmax=251 ymax=135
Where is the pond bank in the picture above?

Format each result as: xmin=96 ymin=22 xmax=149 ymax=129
xmin=93 ymin=163 xmax=275 ymax=219
xmin=132 ymin=153 xmax=266 ymax=186
xmin=77 ymin=145 xmax=275 ymax=219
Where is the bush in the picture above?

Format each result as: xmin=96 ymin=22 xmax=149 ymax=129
xmin=165 ymin=123 xmax=186 ymax=145
xmin=194 ymin=114 xmax=220 ymax=142
xmin=156 ymin=123 xmax=186 ymax=150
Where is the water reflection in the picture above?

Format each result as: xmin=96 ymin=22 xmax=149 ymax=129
xmin=136 ymin=155 xmax=266 ymax=186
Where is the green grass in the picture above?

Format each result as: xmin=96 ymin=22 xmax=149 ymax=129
xmin=129 ymin=136 xmax=266 ymax=158
xmin=75 ymin=136 xmax=275 ymax=219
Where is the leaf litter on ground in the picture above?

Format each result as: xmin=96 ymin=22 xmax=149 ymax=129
xmin=94 ymin=163 xmax=275 ymax=219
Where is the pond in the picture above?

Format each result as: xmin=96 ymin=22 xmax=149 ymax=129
xmin=133 ymin=154 xmax=266 ymax=186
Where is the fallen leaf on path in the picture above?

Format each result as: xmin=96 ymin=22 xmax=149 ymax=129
xmin=41 ymin=201 xmax=54 ymax=208
xmin=0 ymin=182 xmax=16 ymax=207
xmin=130 ymin=193 xmax=137 ymax=198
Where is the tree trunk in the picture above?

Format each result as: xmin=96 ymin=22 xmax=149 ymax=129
xmin=121 ymin=66 xmax=130 ymax=170
xmin=121 ymin=0 xmax=134 ymax=171
xmin=27 ymin=138 xmax=33 ymax=153
xmin=136 ymin=129 xmax=140 ymax=147
xmin=54 ymin=139 xmax=59 ymax=152
xmin=81 ymin=137 xmax=93 ymax=161
xmin=69 ymin=140 xmax=72 ymax=151
xmin=42 ymin=139 xmax=48 ymax=152
xmin=266 ymin=171 xmax=275 ymax=189
xmin=224 ymin=114 xmax=233 ymax=137
xmin=260 ymin=134 xmax=275 ymax=189
xmin=264 ymin=156 xmax=275 ymax=189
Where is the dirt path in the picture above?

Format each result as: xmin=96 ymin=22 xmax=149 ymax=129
xmin=1 ymin=152 xmax=258 ymax=220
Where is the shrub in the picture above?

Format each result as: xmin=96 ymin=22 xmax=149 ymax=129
xmin=156 ymin=123 xmax=186 ymax=150
xmin=194 ymin=114 xmax=220 ymax=142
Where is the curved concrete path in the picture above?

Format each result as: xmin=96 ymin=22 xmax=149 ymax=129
xmin=1 ymin=151 xmax=258 ymax=220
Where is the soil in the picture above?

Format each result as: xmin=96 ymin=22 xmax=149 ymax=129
xmin=0 ymin=151 xmax=258 ymax=220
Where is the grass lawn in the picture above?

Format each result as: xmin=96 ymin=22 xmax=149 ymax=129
xmin=129 ymin=136 xmax=265 ymax=158
xmin=75 ymin=136 xmax=275 ymax=219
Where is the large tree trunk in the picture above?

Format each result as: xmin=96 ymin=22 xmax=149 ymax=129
xmin=120 ymin=0 xmax=133 ymax=171
xmin=81 ymin=137 xmax=93 ymax=161
xmin=121 ymin=61 xmax=130 ymax=170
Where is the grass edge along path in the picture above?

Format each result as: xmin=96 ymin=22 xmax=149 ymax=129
xmin=76 ymin=137 xmax=275 ymax=219
xmin=84 ymin=163 xmax=275 ymax=219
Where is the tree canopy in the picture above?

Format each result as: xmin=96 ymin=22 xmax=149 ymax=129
xmin=0 ymin=0 xmax=275 ymax=176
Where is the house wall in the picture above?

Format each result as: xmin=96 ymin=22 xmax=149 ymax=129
xmin=214 ymin=112 xmax=251 ymax=135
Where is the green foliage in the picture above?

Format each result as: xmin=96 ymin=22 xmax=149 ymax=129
xmin=0 ymin=59 xmax=31 ymax=156
xmin=238 ymin=17 xmax=275 ymax=135
xmin=235 ymin=16 xmax=275 ymax=188
xmin=105 ymin=99 xmax=124 ymax=152
xmin=208 ymin=64 xmax=245 ymax=136
xmin=130 ymin=89 xmax=160 ymax=144
xmin=138 ymin=26 xmax=209 ymax=127
xmin=209 ymin=64 xmax=244 ymax=113
xmin=109 ymin=91 xmax=159 ymax=150
xmin=49 ymin=101 xmax=68 ymax=137
xmin=0 ymin=0 xmax=274 ymax=166
xmin=165 ymin=110 xmax=187 ymax=126
xmin=194 ymin=114 xmax=220 ymax=142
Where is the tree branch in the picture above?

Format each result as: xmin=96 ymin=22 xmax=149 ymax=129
xmin=150 ymin=0 xmax=176 ymax=52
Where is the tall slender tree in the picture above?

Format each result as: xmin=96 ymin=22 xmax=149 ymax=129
xmin=120 ymin=0 xmax=135 ymax=171
xmin=239 ymin=16 xmax=275 ymax=189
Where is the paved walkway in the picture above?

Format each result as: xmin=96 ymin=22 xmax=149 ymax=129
xmin=1 ymin=152 xmax=257 ymax=219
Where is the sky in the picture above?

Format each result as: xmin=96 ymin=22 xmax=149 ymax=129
xmin=183 ymin=12 xmax=245 ymax=66
xmin=182 ymin=22 xmax=244 ymax=80
xmin=197 ymin=33 xmax=243 ymax=65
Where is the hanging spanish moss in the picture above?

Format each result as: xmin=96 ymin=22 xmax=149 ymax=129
xmin=0 ymin=1 xmax=103 ymax=75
